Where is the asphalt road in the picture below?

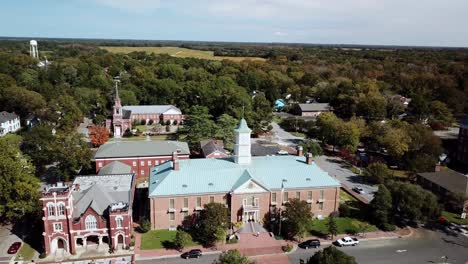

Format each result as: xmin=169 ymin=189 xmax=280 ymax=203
xmin=270 ymin=122 xmax=303 ymax=146
xmin=315 ymin=155 xmax=377 ymax=202
xmin=289 ymin=229 xmax=468 ymax=264
xmin=138 ymin=229 xmax=468 ymax=264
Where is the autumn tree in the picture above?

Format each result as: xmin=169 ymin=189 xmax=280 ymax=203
xmin=89 ymin=125 xmax=110 ymax=147
xmin=283 ymin=198 xmax=313 ymax=239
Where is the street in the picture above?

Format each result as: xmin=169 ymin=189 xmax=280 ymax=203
xmin=138 ymin=229 xmax=468 ymax=264
xmin=288 ymin=229 xmax=468 ymax=264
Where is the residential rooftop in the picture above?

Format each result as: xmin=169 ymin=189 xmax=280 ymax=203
xmin=0 ymin=111 xmax=19 ymax=123
xmin=299 ymin=103 xmax=331 ymax=112
xmin=418 ymin=170 xmax=468 ymax=196
xmin=94 ymin=140 xmax=190 ymax=159
xmin=149 ymin=155 xmax=340 ymax=197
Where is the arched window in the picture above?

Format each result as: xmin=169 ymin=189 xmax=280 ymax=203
xmin=85 ymin=215 xmax=98 ymax=230
xmin=58 ymin=203 xmax=65 ymax=216
xmin=116 ymin=217 xmax=123 ymax=228
xmin=48 ymin=203 xmax=55 ymax=216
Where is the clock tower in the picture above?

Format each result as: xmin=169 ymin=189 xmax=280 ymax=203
xmin=234 ymin=118 xmax=251 ymax=164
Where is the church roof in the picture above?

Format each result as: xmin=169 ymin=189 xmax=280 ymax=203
xmin=95 ymin=141 xmax=190 ymax=159
xmin=234 ymin=118 xmax=252 ymax=133
xmin=122 ymin=105 xmax=182 ymax=115
xmin=149 ymin=156 xmax=340 ymax=197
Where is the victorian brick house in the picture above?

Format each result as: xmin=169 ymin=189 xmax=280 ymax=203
xmin=40 ymin=173 xmax=135 ymax=255
xmin=148 ymin=119 xmax=340 ymax=230
xmin=94 ymin=141 xmax=190 ymax=178
xmin=106 ymin=84 xmax=184 ymax=138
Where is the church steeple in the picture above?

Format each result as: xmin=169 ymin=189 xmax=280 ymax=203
xmin=113 ymin=78 xmax=122 ymax=117
xmin=234 ymin=118 xmax=251 ymax=164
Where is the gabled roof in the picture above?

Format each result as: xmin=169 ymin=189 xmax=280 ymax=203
xmin=0 ymin=111 xmax=19 ymax=123
xmin=201 ymin=140 xmax=229 ymax=157
xmin=149 ymin=156 xmax=340 ymax=197
xmin=98 ymin=161 xmax=132 ymax=175
xmin=72 ymin=173 xmax=134 ymax=218
xmin=94 ymin=141 xmax=190 ymax=159
xmin=122 ymin=105 xmax=181 ymax=115
xmin=231 ymin=169 xmax=269 ymax=192
xmin=418 ymin=170 xmax=468 ymax=196
xmin=299 ymin=103 xmax=331 ymax=112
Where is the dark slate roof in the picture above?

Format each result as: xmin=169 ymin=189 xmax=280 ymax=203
xmin=0 ymin=111 xmax=19 ymax=123
xmin=251 ymin=143 xmax=281 ymax=157
xmin=72 ymin=174 xmax=134 ymax=218
xmin=299 ymin=103 xmax=331 ymax=112
xmin=123 ymin=109 xmax=132 ymax=119
xmin=418 ymin=170 xmax=468 ymax=196
xmin=98 ymin=161 xmax=132 ymax=175
xmin=94 ymin=140 xmax=190 ymax=159
xmin=201 ymin=140 xmax=229 ymax=157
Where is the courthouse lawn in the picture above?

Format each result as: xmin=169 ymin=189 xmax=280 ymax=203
xmin=442 ymin=211 xmax=468 ymax=225
xmin=15 ymin=242 xmax=36 ymax=261
xmin=140 ymin=230 xmax=199 ymax=250
xmin=308 ymin=217 xmax=378 ymax=237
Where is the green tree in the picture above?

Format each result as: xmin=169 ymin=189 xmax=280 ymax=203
xmin=173 ymin=230 xmax=192 ymax=251
xmin=215 ymin=114 xmax=238 ymax=150
xmin=363 ymin=162 xmax=392 ymax=184
xmin=0 ymin=138 xmax=40 ymax=222
xmin=307 ymin=246 xmax=358 ymax=264
xmin=380 ymin=127 xmax=411 ymax=159
xmin=214 ymin=249 xmax=254 ymax=264
xmin=250 ymin=94 xmax=273 ymax=134
xmin=197 ymin=202 xmax=229 ymax=246
xmin=283 ymin=198 xmax=313 ymax=239
xmin=299 ymin=140 xmax=323 ymax=156
xmin=47 ymin=95 xmax=84 ymax=131
xmin=181 ymin=106 xmax=217 ymax=150
xmin=369 ymin=185 xmax=392 ymax=228
xmin=327 ymin=215 xmax=338 ymax=240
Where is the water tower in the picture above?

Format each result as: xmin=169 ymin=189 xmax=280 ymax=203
xmin=30 ymin=40 xmax=39 ymax=58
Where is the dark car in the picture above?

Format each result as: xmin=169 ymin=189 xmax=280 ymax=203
xmin=181 ymin=249 xmax=202 ymax=259
xmin=299 ymin=239 xmax=320 ymax=249
xmin=352 ymin=187 xmax=365 ymax=194
xmin=7 ymin=242 xmax=21 ymax=254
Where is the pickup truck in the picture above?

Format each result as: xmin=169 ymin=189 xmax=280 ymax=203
xmin=336 ymin=237 xmax=359 ymax=247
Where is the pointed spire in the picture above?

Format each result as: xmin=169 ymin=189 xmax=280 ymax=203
xmin=241 ymin=104 xmax=245 ymax=119
xmin=114 ymin=77 xmax=120 ymax=101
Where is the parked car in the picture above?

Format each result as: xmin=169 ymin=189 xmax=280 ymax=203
xmin=299 ymin=239 xmax=321 ymax=249
xmin=181 ymin=249 xmax=202 ymax=259
xmin=352 ymin=187 xmax=365 ymax=194
xmin=7 ymin=242 xmax=21 ymax=254
xmin=336 ymin=237 xmax=359 ymax=247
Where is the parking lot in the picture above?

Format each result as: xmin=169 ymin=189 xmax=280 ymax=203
xmin=0 ymin=226 xmax=22 ymax=263
xmin=315 ymin=155 xmax=377 ymax=202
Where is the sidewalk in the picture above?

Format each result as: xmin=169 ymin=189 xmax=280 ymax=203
xmin=134 ymin=227 xmax=412 ymax=261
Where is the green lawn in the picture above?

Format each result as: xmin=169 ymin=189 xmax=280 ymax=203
xmin=140 ymin=230 xmax=199 ymax=250
xmin=442 ymin=211 xmax=468 ymax=225
xmin=290 ymin=131 xmax=305 ymax=138
xmin=340 ymin=190 xmax=358 ymax=203
xmin=308 ymin=217 xmax=378 ymax=237
xmin=15 ymin=242 xmax=36 ymax=261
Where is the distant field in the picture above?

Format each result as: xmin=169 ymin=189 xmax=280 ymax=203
xmin=100 ymin=46 xmax=266 ymax=62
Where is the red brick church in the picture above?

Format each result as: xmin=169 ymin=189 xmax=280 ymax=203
xmin=106 ymin=83 xmax=184 ymax=138
xmin=40 ymin=173 xmax=135 ymax=256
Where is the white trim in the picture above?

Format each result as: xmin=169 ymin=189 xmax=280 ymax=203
xmin=95 ymin=155 xmax=189 ymax=161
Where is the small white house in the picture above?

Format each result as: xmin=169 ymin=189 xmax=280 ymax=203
xmin=0 ymin=111 xmax=21 ymax=137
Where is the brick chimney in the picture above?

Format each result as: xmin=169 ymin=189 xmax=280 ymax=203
xmin=172 ymin=151 xmax=180 ymax=171
xmin=306 ymin=153 xmax=313 ymax=165
xmin=297 ymin=146 xmax=304 ymax=156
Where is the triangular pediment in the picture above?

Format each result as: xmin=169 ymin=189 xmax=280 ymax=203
xmin=232 ymin=171 xmax=269 ymax=194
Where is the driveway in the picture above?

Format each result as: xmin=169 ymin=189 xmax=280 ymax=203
xmin=270 ymin=122 xmax=303 ymax=146
xmin=315 ymin=156 xmax=377 ymax=202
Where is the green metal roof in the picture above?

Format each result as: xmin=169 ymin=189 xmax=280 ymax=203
xmin=234 ymin=119 xmax=252 ymax=133
xmin=149 ymin=156 xmax=340 ymax=197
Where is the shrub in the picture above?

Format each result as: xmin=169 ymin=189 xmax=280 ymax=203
xmin=148 ymin=119 xmax=154 ymax=125
xmin=165 ymin=120 xmax=171 ymax=126
xmin=380 ymin=223 xmax=396 ymax=231
xmin=39 ymin=253 xmax=46 ymax=259
xmin=174 ymin=230 xmax=192 ymax=250
xmin=165 ymin=125 xmax=171 ymax=132
xmin=140 ymin=119 xmax=146 ymax=125
xmin=129 ymin=241 xmax=135 ymax=247
xmin=339 ymin=203 xmax=351 ymax=217
xmin=226 ymin=238 xmax=238 ymax=244
xmin=123 ymin=128 xmax=133 ymax=137
xmin=282 ymin=243 xmax=293 ymax=253
xmin=173 ymin=120 xmax=178 ymax=125
xmin=139 ymin=219 xmax=151 ymax=233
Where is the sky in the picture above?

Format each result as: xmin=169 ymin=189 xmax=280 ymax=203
xmin=1 ymin=0 xmax=467 ymax=47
